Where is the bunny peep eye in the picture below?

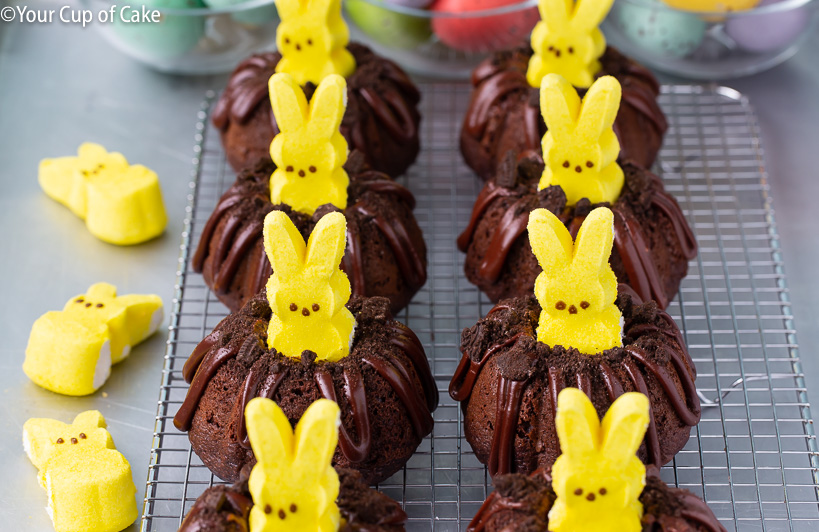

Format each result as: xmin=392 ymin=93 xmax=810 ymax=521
xmin=548 ymin=45 xmax=554 ymax=51
xmin=289 ymin=303 xmax=298 ymax=312
xmin=79 ymin=433 xmax=86 ymax=439
xmin=96 ymin=303 xmax=104 ymax=308
xmin=309 ymin=165 xmax=316 ymax=173
xmin=286 ymin=166 xmax=294 ymax=173
xmin=568 ymin=47 xmax=574 ymax=54
xmin=563 ymin=160 xmax=570 ymax=169
xmin=289 ymin=503 xmax=297 ymax=513
xmin=307 ymin=39 xmax=313 ymax=46
xmin=555 ymin=301 xmax=566 ymax=311
xmin=264 ymin=504 xmax=272 ymax=514
xmin=573 ymin=488 xmax=583 ymax=496
xmin=75 ymin=298 xmax=84 ymax=304
xmin=599 ymin=487 xmax=607 ymax=495
xmin=56 ymin=438 xmax=64 ymax=444
xmin=284 ymin=37 xmax=290 ymax=45
xmin=580 ymin=301 xmax=590 ymax=310
xmin=312 ymin=303 xmax=320 ymax=312
xmin=586 ymin=161 xmax=594 ymax=168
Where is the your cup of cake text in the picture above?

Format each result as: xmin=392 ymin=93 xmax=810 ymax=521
xmin=1 ymin=5 xmax=161 ymax=27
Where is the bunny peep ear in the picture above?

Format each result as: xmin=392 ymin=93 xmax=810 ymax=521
xmin=263 ymin=210 xmax=307 ymax=279
xmin=305 ymin=211 xmax=347 ymax=278
xmin=307 ymin=74 xmax=348 ymax=140
xmin=246 ymin=397 xmax=294 ymax=467
xmin=540 ymin=74 xmax=582 ymax=142
xmin=571 ymin=0 xmax=615 ymax=31
xmin=269 ymin=73 xmax=309 ymax=134
xmin=554 ymin=388 xmax=600 ymax=459
xmin=528 ymin=208 xmax=573 ymax=274
xmin=293 ymin=399 xmax=341 ymax=473
xmin=571 ymin=207 xmax=614 ymax=275
xmin=600 ymin=392 xmax=650 ymax=463
xmin=576 ymin=76 xmax=621 ymax=142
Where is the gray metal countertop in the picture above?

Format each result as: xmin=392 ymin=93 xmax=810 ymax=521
xmin=0 ymin=9 xmax=817 ymax=530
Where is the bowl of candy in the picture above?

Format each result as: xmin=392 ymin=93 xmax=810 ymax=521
xmin=602 ymin=0 xmax=818 ymax=79
xmin=81 ymin=0 xmax=279 ymax=74
xmin=343 ymin=0 xmax=540 ymax=78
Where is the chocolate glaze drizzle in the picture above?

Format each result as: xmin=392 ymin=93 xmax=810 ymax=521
xmin=462 ymin=46 xmax=667 ymax=178
xmin=212 ymin=44 xmax=420 ymax=176
xmin=174 ymin=310 xmax=438 ymax=468
xmin=192 ymin=168 xmax=426 ymax=310
xmin=468 ymin=468 xmax=726 ymax=532
xmin=457 ymin=165 xmax=698 ymax=308
xmin=449 ymin=293 xmax=701 ymax=477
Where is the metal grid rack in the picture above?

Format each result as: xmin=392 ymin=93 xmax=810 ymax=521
xmin=141 ymin=84 xmax=819 ymax=531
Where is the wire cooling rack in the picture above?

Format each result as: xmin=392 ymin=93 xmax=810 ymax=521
xmin=141 ymin=84 xmax=819 ymax=531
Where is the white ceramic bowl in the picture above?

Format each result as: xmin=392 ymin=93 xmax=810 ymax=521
xmin=603 ymin=0 xmax=818 ymax=79
xmin=343 ymin=0 xmax=539 ymax=78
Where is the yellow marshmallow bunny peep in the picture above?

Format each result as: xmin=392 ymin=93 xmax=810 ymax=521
xmin=538 ymin=73 xmax=624 ymax=206
xmin=549 ymin=388 xmax=650 ymax=532
xmin=38 ymin=143 xmax=167 ymax=245
xmin=23 ymin=410 xmax=137 ymax=532
xmin=269 ymin=73 xmax=349 ymax=216
xmin=263 ymin=210 xmax=356 ymax=362
xmin=273 ymin=0 xmax=355 ymax=85
xmin=23 ymin=283 xmax=163 ymax=396
xmin=527 ymin=206 xmax=622 ymax=354
xmin=527 ymin=0 xmax=615 ymax=89
xmin=246 ymin=398 xmax=341 ymax=532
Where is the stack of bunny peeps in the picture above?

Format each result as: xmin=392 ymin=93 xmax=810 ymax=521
xmin=273 ymin=0 xmax=356 ymax=86
xmin=24 ymin=283 xmax=163 ymax=396
xmin=527 ymin=206 xmax=623 ymax=354
xmin=527 ymin=0 xmax=617 ymax=89
xmin=548 ymin=388 xmax=650 ymax=532
xmin=268 ymin=73 xmax=350 ymax=215
xmin=39 ymin=143 xmax=167 ymax=245
xmin=263 ymin=210 xmax=356 ymax=362
xmin=537 ymin=73 xmax=624 ymax=206
xmin=23 ymin=410 xmax=138 ymax=532
xmin=245 ymin=397 xmax=342 ymax=532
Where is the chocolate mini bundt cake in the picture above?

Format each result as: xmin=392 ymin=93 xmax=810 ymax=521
xmin=461 ymin=46 xmax=667 ymax=181
xmin=458 ymin=155 xmax=697 ymax=309
xmin=179 ymin=467 xmax=407 ymax=532
xmin=213 ymin=43 xmax=421 ymax=178
xmin=174 ymin=293 xmax=438 ymax=485
xmin=449 ymin=289 xmax=700 ymax=476
xmin=468 ymin=467 xmax=725 ymax=532
xmin=193 ymin=154 xmax=427 ymax=314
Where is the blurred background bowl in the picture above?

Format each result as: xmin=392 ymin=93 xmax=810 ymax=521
xmin=602 ymin=0 xmax=818 ymax=79
xmin=343 ymin=0 xmax=539 ymax=78
xmin=82 ymin=0 xmax=279 ymax=74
